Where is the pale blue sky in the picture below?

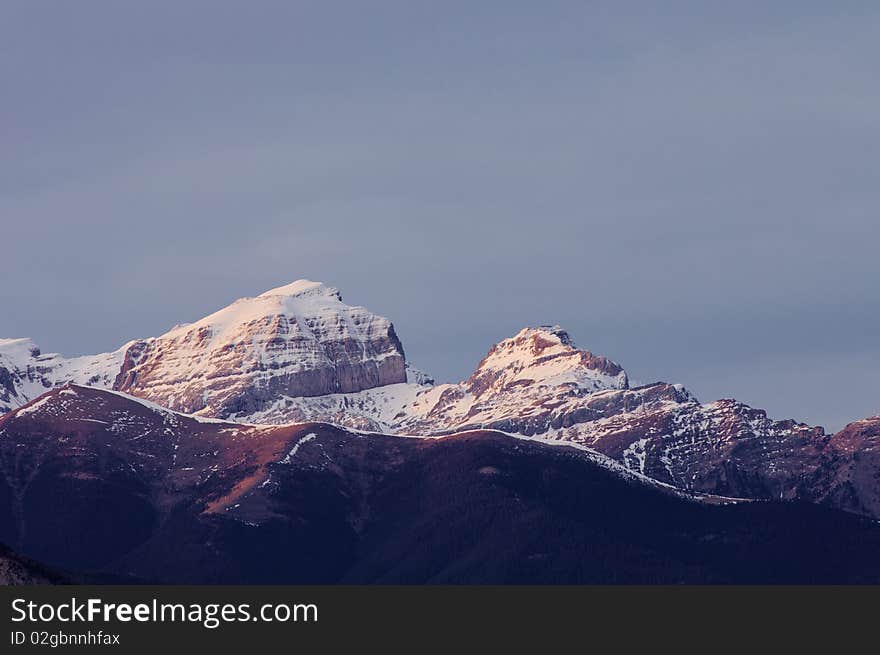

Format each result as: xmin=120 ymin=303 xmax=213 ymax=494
xmin=2 ymin=2 xmax=878 ymax=430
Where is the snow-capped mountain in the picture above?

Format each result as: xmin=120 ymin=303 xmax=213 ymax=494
xmin=372 ymin=324 xmax=854 ymax=510
xmin=396 ymin=325 xmax=630 ymax=434
xmin=1 ymin=280 xmax=409 ymax=420
xmin=3 ymin=278 xmax=879 ymax=519
xmin=226 ymin=325 xmax=632 ymax=431
xmin=113 ymin=280 xmax=407 ymax=418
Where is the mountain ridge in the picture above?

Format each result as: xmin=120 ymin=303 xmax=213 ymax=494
xmin=3 ymin=384 xmax=880 ymax=584
xmin=2 ymin=279 xmax=879 ymax=520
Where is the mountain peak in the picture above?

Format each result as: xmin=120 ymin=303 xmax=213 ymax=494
xmin=0 ymin=280 xmax=409 ymax=419
xmin=113 ymin=279 xmax=407 ymax=417
xmin=256 ymin=279 xmax=342 ymax=302
xmin=536 ymin=324 xmax=575 ymax=346
xmin=473 ymin=325 xmax=628 ymax=391
xmin=164 ymin=280 xmax=347 ymax=342
xmin=502 ymin=325 xmax=576 ymax=351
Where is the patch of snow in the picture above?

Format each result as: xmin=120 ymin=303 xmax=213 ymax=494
xmin=15 ymin=395 xmax=55 ymax=417
xmin=622 ymin=437 xmax=650 ymax=475
xmin=280 ymin=433 xmax=317 ymax=464
xmin=232 ymin=381 xmax=430 ymax=431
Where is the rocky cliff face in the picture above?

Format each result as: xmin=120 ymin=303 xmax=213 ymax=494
xmin=802 ymin=416 xmax=880 ymax=518
xmin=113 ymin=281 xmax=407 ymax=417
xmin=0 ymin=281 xmax=408 ymax=421
xmin=551 ymin=394 xmax=831 ymax=501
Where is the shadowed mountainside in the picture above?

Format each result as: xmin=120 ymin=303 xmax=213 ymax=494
xmin=2 ymin=386 xmax=880 ymax=584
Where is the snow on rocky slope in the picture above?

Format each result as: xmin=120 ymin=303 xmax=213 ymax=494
xmin=113 ymin=280 xmax=408 ymax=417
xmin=221 ymin=316 xmax=841 ymax=510
xmin=383 ymin=326 xmax=836 ymax=504
xmin=0 ymin=338 xmax=128 ymax=414
xmin=4 ymin=279 xmax=877 ymax=517
xmin=395 ymin=326 xmax=629 ymax=434
xmin=0 ymin=281 xmax=409 ymax=421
